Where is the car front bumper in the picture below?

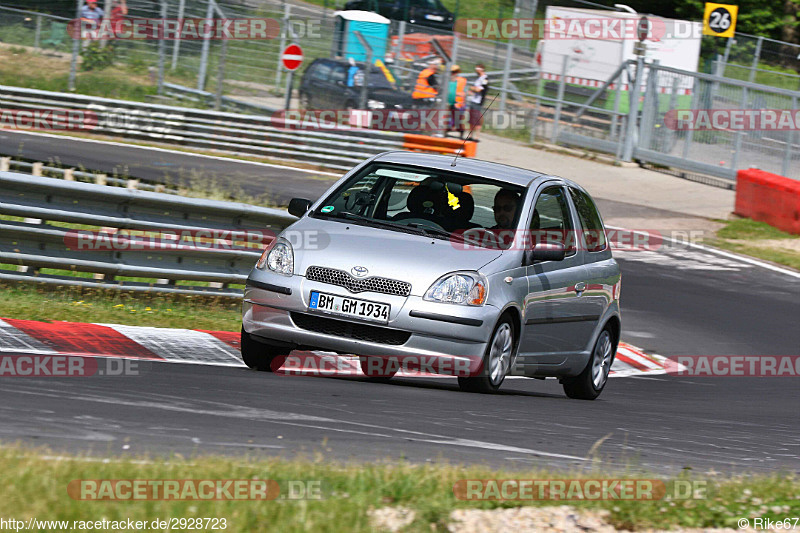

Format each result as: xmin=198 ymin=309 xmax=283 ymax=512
xmin=242 ymin=275 xmax=498 ymax=368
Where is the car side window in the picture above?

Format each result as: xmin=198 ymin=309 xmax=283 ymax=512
xmin=531 ymin=186 xmax=576 ymax=255
xmin=311 ymin=62 xmax=332 ymax=82
xmin=568 ymin=187 xmax=607 ymax=253
xmin=330 ymin=66 xmax=347 ymax=85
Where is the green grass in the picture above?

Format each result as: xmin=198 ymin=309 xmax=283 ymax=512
xmin=711 ymin=218 xmax=800 ymax=271
xmin=0 ymin=281 xmax=242 ymax=330
xmin=0 ymin=444 xmax=798 ymax=532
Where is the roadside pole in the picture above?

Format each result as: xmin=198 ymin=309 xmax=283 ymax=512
xmin=197 ymin=0 xmax=215 ymax=91
xmin=68 ymin=0 xmax=83 ymax=91
xmin=171 ymin=0 xmax=186 ymax=70
xmin=157 ymin=0 xmax=167 ymax=95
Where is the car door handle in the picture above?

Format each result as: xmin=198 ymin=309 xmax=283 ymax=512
xmin=574 ymin=282 xmax=586 ymax=294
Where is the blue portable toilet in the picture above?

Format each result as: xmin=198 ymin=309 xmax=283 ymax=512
xmin=332 ymin=11 xmax=390 ymax=63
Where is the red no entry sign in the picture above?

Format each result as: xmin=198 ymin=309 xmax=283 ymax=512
xmin=281 ymin=44 xmax=304 ymax=71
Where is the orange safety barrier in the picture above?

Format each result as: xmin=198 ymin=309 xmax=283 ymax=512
xmin=402 ymin=133 xmax=477 ymax=157
xmin=735 ymin=168 xmax=800 ymax=235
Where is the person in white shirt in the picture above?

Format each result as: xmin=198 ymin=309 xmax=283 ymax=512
xmin=467 ymin=64 xmax=488 ymax=141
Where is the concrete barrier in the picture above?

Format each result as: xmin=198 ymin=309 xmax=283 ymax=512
xmin=735 ymin=168 xmax=800 ymax=235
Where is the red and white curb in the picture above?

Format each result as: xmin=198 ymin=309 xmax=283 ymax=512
xmin=0 ymin=318 xmax=667 ymax=377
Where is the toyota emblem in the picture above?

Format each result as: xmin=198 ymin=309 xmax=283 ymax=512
xmin=351 ymin=266 xmax=369 ymax=278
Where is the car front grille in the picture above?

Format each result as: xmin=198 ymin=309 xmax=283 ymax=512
xmin=290 ymin=312 xmax=411 ymax=346
xmin=305 ymin=266 xmax=411 ymax=296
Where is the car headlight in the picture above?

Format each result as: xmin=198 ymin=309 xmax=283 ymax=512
xmin=424 ymin=271 xmax=487 ymax=306
xmin=367 ymin=99 xmax=386 ymax=109
xmin=257 ymin=240 xmax=294 ymax=276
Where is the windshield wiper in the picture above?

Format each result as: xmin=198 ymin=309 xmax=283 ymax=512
xmin=319 ymin=212 xmax=428 ymax=235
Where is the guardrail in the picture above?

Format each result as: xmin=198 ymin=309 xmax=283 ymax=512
xmin=0 ymin=85 xmax=406 ymax=171
xmin=0 ymin=171 xmax=297 ymax=297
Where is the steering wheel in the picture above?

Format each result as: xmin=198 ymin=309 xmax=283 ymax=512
xmin=399 ymin=217 xmax=446 ymax=231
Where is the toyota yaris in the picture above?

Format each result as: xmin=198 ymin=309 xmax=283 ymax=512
xmin=242 ymin=152 xmax=621 ymax=399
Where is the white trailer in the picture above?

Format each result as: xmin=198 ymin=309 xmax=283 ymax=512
xmin=538 ymin=7 xmax=703 ymax=92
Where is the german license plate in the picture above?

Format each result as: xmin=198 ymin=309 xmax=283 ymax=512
xmin=309 ymin=291 xmax=390 ymax=323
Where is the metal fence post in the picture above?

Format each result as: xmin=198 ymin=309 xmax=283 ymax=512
xmin=276 ymin=4 xmax=290 ymax=90
xmin=731 ymin=84 xmax=749 ymax=171
xmin=622 ymin=55 xmax=644 ymax=162
xmin=197 ymin=0 xmax=215 ymax=91
xmin=499 ymin=41 xmax=513 ymax=113
xmin=550 ymin=55 xmax=568 ymax=144
xmin=529 ymin=69 xmax=544 ymax=144
xmin=781 ymin=95 xmax=797 ymax=177
xmin=34 ymin=14 xmax=42 ymax=50
xmin=749 ymin=36 xmax=763 ymax=83
xmin=157 ymin=0 xmax=167 ymax=95
xmin=639 ymin=60 xmax=659 ymax=150
xmin=68 ymin=0 xmax=83 ymax=91
xmin=172 ymin=0 xmax=186 ymax=70
xmin=215 ymin=39 xmax=228 ymax=110
xmin=720 ymin=36 xmax=733 ymax=78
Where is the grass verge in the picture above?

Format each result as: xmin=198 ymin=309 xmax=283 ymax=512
xmin=711 ymin=218 xmax=800 ymax=271
xmin=0 ymin=282 xmax=242 ymax=331
xmin=0 ymin=445 xmax=798 ymax=532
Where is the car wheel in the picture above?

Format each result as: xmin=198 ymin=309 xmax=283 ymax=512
xmin=359 ymin=356 xmax=398 ymax=382
xmin=562 ymin=328 xmax=615 ymax=400
xmin=240 ymin=327 xmax=288 ymax=372
xmin=458 ymin=317 xmax=515 ymax=393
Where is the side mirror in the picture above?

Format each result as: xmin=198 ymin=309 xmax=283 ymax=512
xmin=524 ymin=243 xmax=566 ymax=265
xmin=288 ymin=198 xmax=312 ymax=218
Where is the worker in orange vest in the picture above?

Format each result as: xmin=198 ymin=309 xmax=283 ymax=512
xmin=412 ymin=58 xmax=441 ymax=105
xmin=447 ymin=64 xmax=468 ymax=138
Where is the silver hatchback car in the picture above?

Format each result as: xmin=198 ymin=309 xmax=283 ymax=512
xmin=242 ymin=152 xmax=621 ymax=399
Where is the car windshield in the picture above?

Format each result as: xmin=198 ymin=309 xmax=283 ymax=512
xmin=311 ymin=162 xmax=526 ymax=248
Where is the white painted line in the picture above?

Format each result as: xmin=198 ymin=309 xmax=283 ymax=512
xmin=608 ymin=225 xmax=800 ymax=279
xmin=2 ymin=130 xmax=341 ymax=177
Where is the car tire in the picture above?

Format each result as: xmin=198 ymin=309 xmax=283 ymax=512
xmin=359 ymin=356 xmax=398 ymax=382
xmin=458 ymin=317 xmax=515 ymax=393
xmin=240 ymin=327 xmax=289 ymax=372
xmin=562 ymin=328 xmax=615 ymax=400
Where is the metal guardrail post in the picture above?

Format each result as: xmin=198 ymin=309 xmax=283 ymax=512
xmin=622 ymin=55 xmax=644 ymax=162
xmin=172 ymin=0 xmax=186 ymax=70
xmin=197 ymin=0 xmax=216 ymax=91
xmin=550 ymin=55 xmax=568 ymax=144
xmin=499 ymin=41 xmax=513 ymax=114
